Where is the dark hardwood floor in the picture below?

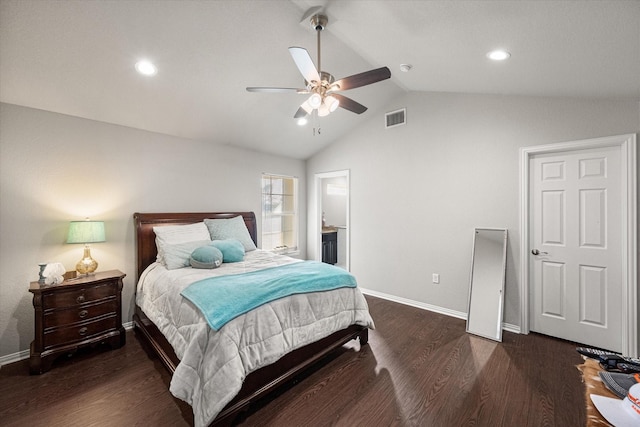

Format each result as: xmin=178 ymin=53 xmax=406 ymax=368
xmin=0 ymin=295 xmax=586 ymax=426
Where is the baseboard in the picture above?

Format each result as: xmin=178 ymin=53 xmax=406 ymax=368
xmin=0 ymin=349 xmax=30 ymax=368
xmin=360 ymin=288 xmax=467 ymax=319
xmin=123 ymin=320 xmax=134 ymax=330
xmin=360 ymin=288 xmax=521 ymax=334
xmin=503 ymin=322 xmax=521 ymax=334
xmin=0 ymin=321 xmax=136 ymax=368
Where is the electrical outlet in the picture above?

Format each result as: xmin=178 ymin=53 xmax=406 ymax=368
xmin=432 ymin=273 xmax=440 ymax=284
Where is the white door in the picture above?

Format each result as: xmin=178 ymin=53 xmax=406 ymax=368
xmin=529 ymin=145 xmax=622 ymax=351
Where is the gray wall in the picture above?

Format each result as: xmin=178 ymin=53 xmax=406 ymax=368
xmin=307 ymin=91 xmax=639 ymax=335
xmin=0 ymin=103 xmax=306 ymax=359
xmin=2 ymin=92 xmax=639 ymax=360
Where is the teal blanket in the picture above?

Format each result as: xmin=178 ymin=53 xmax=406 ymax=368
xmin=181 ymin=261 xmax=357 ymax=330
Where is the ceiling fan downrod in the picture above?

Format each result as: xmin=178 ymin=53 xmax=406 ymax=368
xmin=310 ymin=14 xmax=328 ymax=81
xmin=306 ymin=14 xmax=339 ymax=116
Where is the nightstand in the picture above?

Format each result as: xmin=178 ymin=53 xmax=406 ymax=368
xmin=29 ymin=269 xmax=126 ymax=374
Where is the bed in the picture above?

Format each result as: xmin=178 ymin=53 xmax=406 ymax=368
xmin=132 ymin=212 xmax=373 ymax=426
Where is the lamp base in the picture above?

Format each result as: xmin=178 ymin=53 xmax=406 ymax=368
xmin=76 ymin=246 xmax=98 ymax=275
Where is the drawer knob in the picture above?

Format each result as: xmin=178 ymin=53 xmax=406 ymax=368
xmin=79 ymin=327 xmax=88 ymax=336
xmin=76 ymin=295 xmax=85 ymax=303
xmin=78 ymin=309 xmax=88 ymax=318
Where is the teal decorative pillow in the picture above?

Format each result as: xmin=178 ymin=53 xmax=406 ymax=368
xmin=190 ymin=246 xmax=223 ymax=269
xmin=210 ymin=239 xmax=244 ymax=263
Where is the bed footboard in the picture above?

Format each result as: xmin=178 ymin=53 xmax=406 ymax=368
xmin=134 ymin=304 xmax=367 ymax=425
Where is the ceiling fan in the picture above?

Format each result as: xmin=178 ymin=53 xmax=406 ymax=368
xmin=246 ymin=13 xmax=391 ymax=121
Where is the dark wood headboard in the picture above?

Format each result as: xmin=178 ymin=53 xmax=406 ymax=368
xmin=133 ymin=212 xmax=257 ymax=280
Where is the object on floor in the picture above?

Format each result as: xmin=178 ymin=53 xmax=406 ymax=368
xmin=590 ymin=383 xmax=640 ymax=427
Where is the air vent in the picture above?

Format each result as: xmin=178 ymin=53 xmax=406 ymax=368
xmin=385 ymin=108 xmax=406 ymax=128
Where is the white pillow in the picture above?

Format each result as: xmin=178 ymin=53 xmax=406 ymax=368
xmin=162 ymin=240 xmax=212 ymax=270
xmin=204 ymin=216 xmax=257 ymax=251
xmin=153 ymin=222 xmax=211 ymax=265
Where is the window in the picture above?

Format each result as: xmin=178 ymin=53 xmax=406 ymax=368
xmin=261 ymin=174 xmax=298 ymax=253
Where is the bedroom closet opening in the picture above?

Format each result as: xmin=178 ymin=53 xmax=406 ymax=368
xmin=316 ymin=170 xmax=349 ymax=271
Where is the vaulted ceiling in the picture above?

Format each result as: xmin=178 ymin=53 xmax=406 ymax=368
xmin=1 ymin=0 xmax=638 ymax=159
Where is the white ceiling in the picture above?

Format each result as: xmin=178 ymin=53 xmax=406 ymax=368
xmin=1 ymin=0 xmax=639 ymax=160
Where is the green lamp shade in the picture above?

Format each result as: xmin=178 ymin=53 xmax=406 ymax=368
xmin=66 ymin=221 xmax=106 ymax=244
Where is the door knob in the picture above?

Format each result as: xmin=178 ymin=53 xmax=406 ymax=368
xmin=531 ymin=249 xmax=549 ymax=255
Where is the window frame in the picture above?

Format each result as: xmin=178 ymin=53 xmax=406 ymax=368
xmin=261 ymin=173 xmax=299 ymax=255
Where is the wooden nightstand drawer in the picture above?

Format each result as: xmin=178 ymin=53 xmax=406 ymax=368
xmin=43 ymin=300 xmax=118 ymax=328
xmin=43 ymin=315 xmax=117 ymax=348
xmin=29 ymin=269 xmax=126 ymax=374
xmin=42 ymin=282 xmax=116 ymax=309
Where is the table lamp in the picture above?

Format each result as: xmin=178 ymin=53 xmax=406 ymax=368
xmin=66 ymin=219 xmax=105 ymax=275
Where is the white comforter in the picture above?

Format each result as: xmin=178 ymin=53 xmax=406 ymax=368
xmin=136 ymin=250 xmax=374 ymax=427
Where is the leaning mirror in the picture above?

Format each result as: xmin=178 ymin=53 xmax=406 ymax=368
xmin=466 ymin=228 xmax=508 ymax=342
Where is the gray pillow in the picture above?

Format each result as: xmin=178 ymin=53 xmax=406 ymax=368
xmin=204 ymin=216 xmax=256 ymax=252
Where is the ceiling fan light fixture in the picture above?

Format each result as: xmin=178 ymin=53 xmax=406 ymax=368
xmin=300 ymin=100 xmax=313 ymax=114
xmin=325 ymin=95 xmax=339 ymax=112
xmin=317 ymin=103 xmax=330 ymax=117
xmin=308 ymin=93 xmax=322 ymax=109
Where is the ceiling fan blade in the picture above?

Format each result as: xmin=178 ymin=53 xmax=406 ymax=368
xmin=294 ymin=106 xmax=308 ymax=119
xmin=331 ymin=67 xmax=391 ymax=92
xmin=246 ymin=87 xmax=307 ymax=93
xmin=289 ymin=47 xmax=321 ymax=84
xmin=332 ymin=93 xmax=368 ymax=114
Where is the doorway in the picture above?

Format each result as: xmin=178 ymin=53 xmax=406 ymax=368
xmin=520 ymin=134 xmax=637 ymax=355
xmin=315 ymin=170 xmax=350 ymax=270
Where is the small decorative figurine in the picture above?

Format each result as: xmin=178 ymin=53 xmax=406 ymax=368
xmin=42 ymin=262 xmax=66 ymax=285
xmin=38 ymin=263 xmax=47 ymax=283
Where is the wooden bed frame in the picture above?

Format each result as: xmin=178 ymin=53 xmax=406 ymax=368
xmin=132 ymin=212 xmax=368 ymax=426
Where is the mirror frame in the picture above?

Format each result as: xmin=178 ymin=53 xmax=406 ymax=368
xmin=466 ymin=228 xmax=508 ymax=342
xmin=315 ymin=170 xmax=350 ymax=271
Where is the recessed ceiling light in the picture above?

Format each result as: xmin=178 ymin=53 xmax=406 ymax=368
xmin=135 ymin=60 xmax=157 ymax=76
xmin=297 ymin=117 xmax=308 ymax=126
xmin=399 ymin=64 xmax=413 ymax=72
xmin=487 ymin=50 xmax=511 ymax=61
